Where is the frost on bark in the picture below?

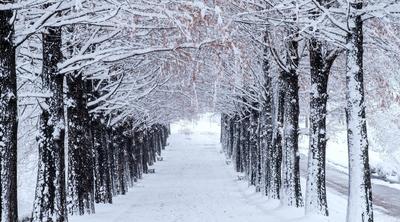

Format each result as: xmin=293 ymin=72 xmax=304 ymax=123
xmin=126 ymin=130 xmax=136 ymax=187
xmin=345 ymin=2 xmax=373 ymax=221
xmin=0 ymin=4 xmax=18 ymax=222
xmin=141 ymin=131 xmax=149 ymax=174
xmin=160 ymin=125 xmax=168 ymax=148
xmin=147 ymin=129 xmax=156 ymax=167
xmin=154 ymin=126 xmax=162 ymax=157
xmin=249 ymin=105 xmax=260 ymax=187
xmin=305 ymin=40 xmax=339 ymax=216
xmin=66 ymin=73 xmax=95 ymax=215
xmin=240 ymin=113 xmax=250 ymax=178
xmin=85 ymin=79 xmax=113 ymax=204
xmin=221 ymin=114 xmax=233 ymax=158
xmin=92 ymin=119 xmax=113 ymax=204
xmin=32 ymin=26 xmax=67 ymax=222
xmin=266 ymin=77 xmax=283 ymax=200
xmin=232 ymin=115 xmax=243 ymax=172
xmin=281 ymin=38 xmax=303 ymax=207
xmin=228 ymin=117 xmax=234 ymax=160
xmin=259 ymin=34 xmax=274 ymax=198
xmin=306 ymin=38 xmax=329 ymax=216
xmin=112 ymin=125 xmax=128 ymax=195
xmin=133 ymin=131 xmax=144 ymax=180
xmin=305 ymin=0 xmax=341 ymax=216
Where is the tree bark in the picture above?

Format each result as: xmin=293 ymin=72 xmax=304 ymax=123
xmin=249 ymin=107 xmax=259 ymax=186
xmin=113 ymin=125 xmax=127 ymax=195
xmin=240 ymin=115 xmax=250 ymax=178
xmin=32 ymin=26 xmax=67 ymax=222
xmin=126 ymin=132 xmax=136 ymax=187
xmin=142 ymin=131 xmax=149 ymax=174
xmin=0 ymin=5 xmax=18 ymax=222
xmin=266 ymin=74 xmax=285 ymax=200
xmin=260 ymin=33 xmax=274 ymax=197
xmin=281 ymin=38 xmax=303 ymax=207
xmin=305 ymin=0 xmax=342 ymax=215
xmin=66 ymin=73 xmax=95 ymax=215
xmin=232 ymin=116 xmax=242 ymax=172
xmin=134 ymin=131 xmax=144 ymax=180
xmin=345 ymin=2 xmax=373 ymax=221
xmin=93 ymin=119 xmax=113 ymax=204
xmin=305 ymin=38 xmax=339 ymax=216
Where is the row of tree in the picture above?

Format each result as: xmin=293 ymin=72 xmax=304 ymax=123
xmin=1 ymin=0 xmax=198 ymax=221
xmin=32 ymin=121 xmax=170 ymax=221
xmin=1 ymin=0 xmax=400 ymax=221
xmin=215 ymin=1 xmax=387 ymax=222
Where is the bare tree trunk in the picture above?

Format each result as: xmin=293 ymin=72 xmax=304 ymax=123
xmin=93 ymin=119 xmax=113 ymax=204
xmin=305 ymin=1 xmax=342 ymax=216
xmin=0 ymin=4 xmax=18 ymax=222
xmin=133 ymin=131 xmax=140 ymax=181
xmin=113 ymin=125 xmax=127 ymax=195
xmin=66 ymin=73 xmax=95 ymax=215
xmin=266 ymin=77 xmax=284 ymax=199
xmin=126 ymin=131 xmax=135 ymax=187
xmin=249 ymin=106 xmax=259 ymax=186
xmin=233 ymin=116 xmax=242 ymax=172
xmin=240 ymin=114 xmax=250 ymax=178
xmin=142 ymin=131 xmax=149 ymax=174
xmin=32 ymin=26 xmax=67 ymax=222
xmin=305 ymin=38 xmax=340 ymax=216
xmin=108 ymin=128 xmax=117 ymax=196
xmin=260 ymin=33 xmax=274 ymax=197
xmin=281 ymin=38 xmax=303 ymax=207
xmin=345 ymin=2 xmax=373 ymax=221
xmin=306 ymin=38 xmax=329 ymax=216
xmin=228 ymin=117 xmax=234 ymax=161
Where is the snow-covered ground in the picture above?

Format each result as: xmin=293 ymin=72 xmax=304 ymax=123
xmin=298 ymin=116 xmax=400 ymax=184
xmin=69 ymin=113 xmax=399 ymax=222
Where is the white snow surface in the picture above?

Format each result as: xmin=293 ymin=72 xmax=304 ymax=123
xmin=69 ymin=113 xmax=398 ymax=222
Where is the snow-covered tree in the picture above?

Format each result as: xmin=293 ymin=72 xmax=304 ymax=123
xmin=0 ymin=2 xmax=18 ymax=222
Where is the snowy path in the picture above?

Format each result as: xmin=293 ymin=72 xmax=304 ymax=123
xmin=70 ymin=120 xmax=399 ymax=222
xmin=71 ymin=127 xmax=284 ymax=222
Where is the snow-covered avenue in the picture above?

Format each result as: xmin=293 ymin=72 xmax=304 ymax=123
xmin=69 ymin=118 xmax=398 ymax=222
xmin=70 ymin=120 xmax=282 ymax=222
xmin=3 ymin=1 xmax=400 ymax=222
